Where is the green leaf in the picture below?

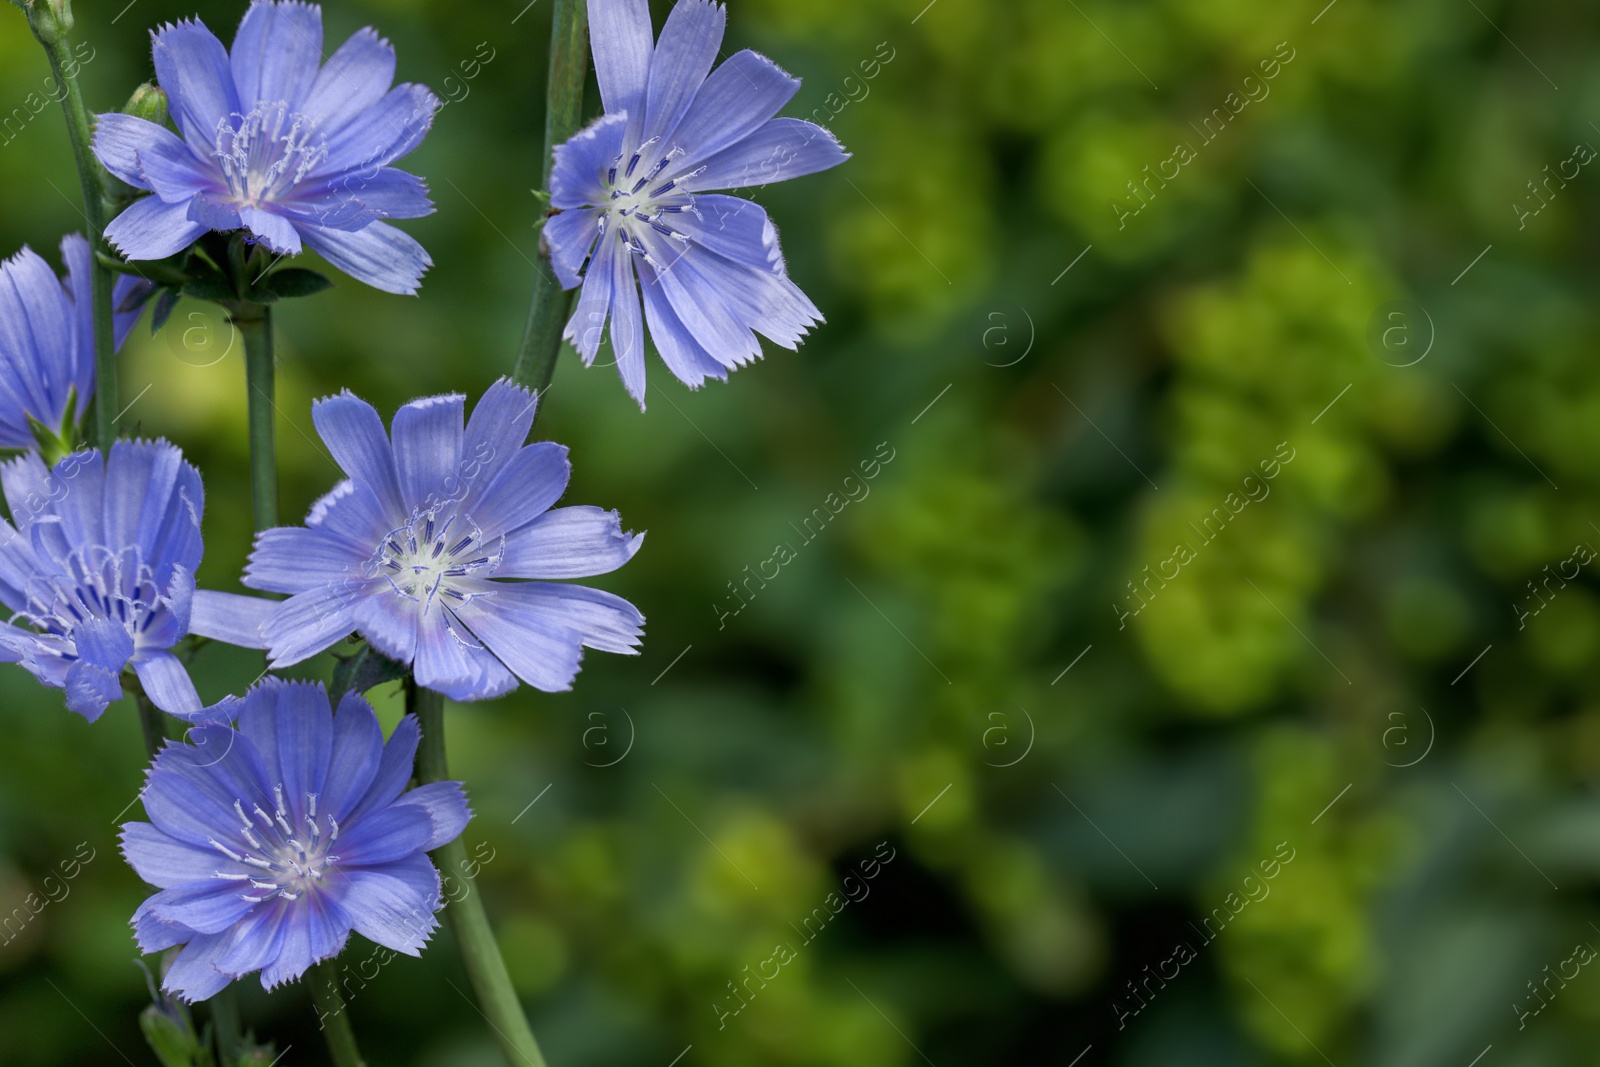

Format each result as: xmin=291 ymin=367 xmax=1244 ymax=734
xmin=330 ymin=641 xmax=409 ymax=705
xmin=259 ymin=267 xmax=334 ymax=301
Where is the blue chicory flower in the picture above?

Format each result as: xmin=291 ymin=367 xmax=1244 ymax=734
xmin=0 ymin=234 xmax=150 ymax=448
xmin=245 ymin=379 xmax=645 ymax=700
xmin=0 ymin=440 xmax=272 ymax=721
xmin=92 ymin=0 xmax=439 ymax=294
xmin=122 ymin=678 xmax=471 ymax=1001
xmin=546 ymin=0 xmax=850 ymax=407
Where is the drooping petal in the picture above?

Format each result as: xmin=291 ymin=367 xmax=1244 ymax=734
xmin=608 ymin=240 xmax=647 ymax=404
xmin=162 ymin=930 xmax=238 ymax=1002
xmin=133 ymin=650 xmax=205 ymax=720
xmin=563 ymin=232 xmax=619 ymax=363
xmin=260 ymin=584 xmax=367 ymax=666
xmin=259 ymin=892 xmax=346 ymax=990
xmin=636 ymin=257 xmax=729 ymax=388
xmin=104 ymin=195 xmax=209 ymax=261
xmin=300 ymin=220 xmax=432 ymax=296
xmin=412 ymin=609 xmax=517 ymax=702
xmin=496 ymin=506 xmax=644 ymax=579
xmin=238 ymin=207 xmax=302 ymax=256
xmin=678 ymin=193 xmax=786 ymax=273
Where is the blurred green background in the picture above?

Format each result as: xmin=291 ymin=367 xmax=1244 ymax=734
xmin=0 ymin=0 xmax=1597 ymax=1062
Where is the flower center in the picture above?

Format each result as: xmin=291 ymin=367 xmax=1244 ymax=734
xmin=214 ymin=102 xmax=327 ymax=208
xmin=209 ymin=786 xmax=338 ymax=903
xmin=598 ymin=140 xmax=702 ymax=261
xmin=18 ymin=545 xmax=163 ymax=647
xmin=368 ymin=510 xmax=502 ymax=610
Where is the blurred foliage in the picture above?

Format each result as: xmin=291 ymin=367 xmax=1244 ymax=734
xmin=0 ymin=0 xmax=1596 ymax=1063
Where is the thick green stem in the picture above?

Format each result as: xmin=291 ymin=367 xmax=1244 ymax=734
xmin=230 ymin=305 xmax=277 ymax=531
xmin=512 ymin=0 xmax=589 ymax=396
xmin=26 ymin=2 xmax=117 ymax=449
xmin=308 ymin=960 xmax=367 ymax=1067
xmin=410 ymin=682 xmax=549 ymax=1067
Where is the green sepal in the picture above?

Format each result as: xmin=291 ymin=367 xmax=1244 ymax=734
xmin=330 ymin=640 xmax=409 ymax=705
xmin=151 ymin=289 xmax=180 ymax=333
xmin=27 ymin=384 xmax=80 ymax=464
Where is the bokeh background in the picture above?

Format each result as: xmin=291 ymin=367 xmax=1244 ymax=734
xmin=0 ymin=0 xmax=1595 ymax=1062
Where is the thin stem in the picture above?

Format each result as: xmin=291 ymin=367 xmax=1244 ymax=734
xmin=308 ymin=960 xmax=367 ymax=1067
xmin=230 ymin=304 xmax=278 ymax=531
xmin=26 ymin=3 xmax=117 ymax=450
xmin=410 ymin=682 xmax=549 ymax=1067
xmin=134 ymin=692 xmax=167 ymax=759
xmin=512 ymin=0 xmax=590 ymax=395
xmin=209 ymin=986 xmax=242 ymax=1066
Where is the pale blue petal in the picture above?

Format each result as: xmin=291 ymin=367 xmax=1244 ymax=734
xmin=496 ymin=506 xmax=644 ymax=579
xmin=643 ymin=0 xmax=726 ymax=143
xmin=105 ymin=196 xmax=208 ymax=261
xmin=188 ymin=590 xmax=276 ymax=649
xmin=667 ymin=50 xmax=799 ymax=163
xmin=588 ymin=0 xmax=653 ymax=119
xmin=301 ymin=27 xmax=396 ymax=132
xmin=133 ymin=649 xmax=205 ymax=720
xmin=230 ymin=0 xmax=323 ymax=110
xmin=151 ymin=19 xmax=241 ymax=151
xmin=390 ymin=781 xmax=471 ymax=851
xmin=687 ymin=118 xmax=849 ymax=191
xmin=301 ymin=220 xmax=432 ymax=295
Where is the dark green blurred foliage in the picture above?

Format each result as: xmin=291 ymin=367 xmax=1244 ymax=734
xmin=0 ymin=0 xmax=1596 ymax=1063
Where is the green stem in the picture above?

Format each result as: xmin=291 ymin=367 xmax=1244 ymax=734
xmin=410 ymin=682 xmax=549 ymax=1067
xmin=511 ymin=0 xmax=589 ymax=396
xmin=230 ymin=304 xmax=277 ymax=531
xmin=134 ymin=693 xmax=166 ymax=759
xmin=308 ymin=960 xmax=367 ymax=1067
xmin=25 ymin=2 xmax=117 ymax=450
xmin=209 ymin=987 xmax=242 ymax=1066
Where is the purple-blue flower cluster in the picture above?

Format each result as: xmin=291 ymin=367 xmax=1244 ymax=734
xmin=242 ymin=379 xmax=645 ymax=699
xmin=93 ymin=0 xmax=439 ymax=294
xmin=0 ymin=0 xmax=842 ymax=1032
xmin=123 ymin=679 xmax=469 ymax=1000
xmin=547 ymin=0 xmax=848 ymax=406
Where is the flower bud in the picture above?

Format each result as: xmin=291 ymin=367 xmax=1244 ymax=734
xmin=122 ymin=83 xmax=168 ymax=126
xmin=20 ymin=0 xmax=73 ymax=44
